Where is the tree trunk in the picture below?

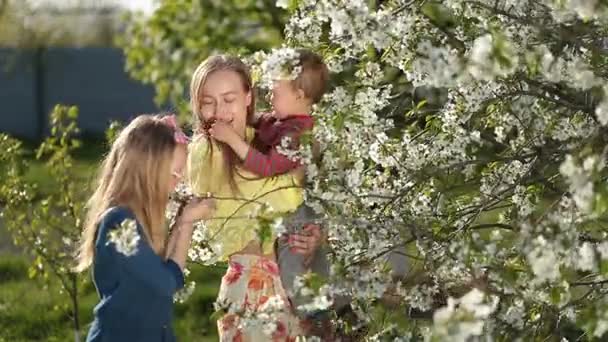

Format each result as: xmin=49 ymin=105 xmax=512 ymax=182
xmin=70 ymin=274 xmax=81 ymax=342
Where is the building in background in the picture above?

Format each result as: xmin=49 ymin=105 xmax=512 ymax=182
xmin=0 ymin=0 xmax=161 ymax=140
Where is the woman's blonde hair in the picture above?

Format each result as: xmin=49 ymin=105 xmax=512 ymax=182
xmin=190 ymin=55 xmax=256 ymax=193
xmin=75 ymin=115 xmax=178 ymax=272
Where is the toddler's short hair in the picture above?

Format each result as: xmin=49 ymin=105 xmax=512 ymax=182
xmin=292 ymin=49 xmax=329 ymax=104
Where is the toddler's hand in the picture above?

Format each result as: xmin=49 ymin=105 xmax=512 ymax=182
xmin=209 ymin=121 xmax=237 ymax=144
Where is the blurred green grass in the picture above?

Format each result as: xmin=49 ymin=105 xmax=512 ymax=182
xmin=21 ymin=137 xmax=106 ymax=195
xmin=0 ymin=255 xmax=224 ymax=341
xmin=0 ymin=139 xmax=225 ymax=341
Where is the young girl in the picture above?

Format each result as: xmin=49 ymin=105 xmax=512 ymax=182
xmin=75 ymin=114 xmax=215 ymax=342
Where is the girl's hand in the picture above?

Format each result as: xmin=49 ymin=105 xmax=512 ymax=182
xmin=179 ymin=197 xmax=216 ymax=224
xmin=209 ymin=121 xmax=237 ymax=144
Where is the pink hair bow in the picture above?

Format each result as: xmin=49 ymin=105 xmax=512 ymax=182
xmin=160 ymin=114 xmax=190 ymax=144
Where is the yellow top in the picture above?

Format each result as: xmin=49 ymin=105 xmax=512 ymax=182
xmin=186 ymin=129 xmax=304 ymax=260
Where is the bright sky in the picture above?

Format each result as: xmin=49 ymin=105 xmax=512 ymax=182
xmin=27 ymin=0 xmax=158 ymax=14
xmin=113 ymin=0 xmax=157 ymax=14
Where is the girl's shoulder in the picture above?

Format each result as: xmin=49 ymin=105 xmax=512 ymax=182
xmin=100 ymin=206 xmax=135 ymax=224
xmin=96 ymin=206 xmax=137 ymax=241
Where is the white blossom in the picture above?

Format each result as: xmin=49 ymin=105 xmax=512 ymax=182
xmin=598 ymin=241 xmax=608 ymax=259
xmin=431 ymin=289 xmax=498 ymax=341
xmin=107 ymin=219 xmax=140 ymax=257
xmin=596 ymin=98 xmax=608 ymax=125
xmin=173 ymin=281 xmax=196 ymax=303
xmin=252 ymin=48 xmax=302 ymax=89
xmin=468 ymin=34 xmax=517 ymax=81
xmin=595 ymin=314 xmax=608 ymax=337
xmin=527 ymin=236 xmax=561 ymax=282
xmin=275 ymin=0 xmax=289 ymax=9
xmin=576 ymin=242 xmax=596 ymax=271
xmin=501 ymin=299 xmax=525 ymax=329
xmin=272 ymin=217 xmax=286 ymax=236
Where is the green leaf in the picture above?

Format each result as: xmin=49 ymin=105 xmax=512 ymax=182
xmin=209 ymin=308 xmax=226 ymax=322
xmin=67 ymin=106 xmax=79 ymax=119
xmin=28 ymin=265 xmax=37 ymax=279
xmin=416 ymin=99 xmax=428 ymax=111
xmin=600 ymin=260 xmax=608 ymax=276
xmin=550 ymin=286 xmax=561 ymax=305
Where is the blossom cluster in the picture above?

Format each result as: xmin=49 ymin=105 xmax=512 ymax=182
xmin=270 ymin=0 xmax=608 ymax=338
xmin=249 ymin=48 xmax=303 ymax=89
xmin=107 ymin=219 xmax=140 ymax=257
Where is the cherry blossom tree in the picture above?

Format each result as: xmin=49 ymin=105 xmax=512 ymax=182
xmin=0 ymin=105 xmax=87 ymax=341
xmin=124 ymin=0 xmax=608 ymax=339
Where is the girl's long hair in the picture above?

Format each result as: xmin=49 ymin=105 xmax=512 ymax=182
xmin=74 ymin=115 xmax=177 ymax=272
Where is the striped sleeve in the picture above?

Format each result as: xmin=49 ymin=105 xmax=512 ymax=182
xmin=243 ymin=140 xmax=301 ymax=176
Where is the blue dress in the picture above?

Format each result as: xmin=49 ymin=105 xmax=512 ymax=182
xmin=86 ymin=206 xmax=184 ymax=342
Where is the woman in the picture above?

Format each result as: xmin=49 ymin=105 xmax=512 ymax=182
xmin=75 ymin=114 xmax=215 ymax=342
xmin=187 ymin=55 xmax=324 ymax=340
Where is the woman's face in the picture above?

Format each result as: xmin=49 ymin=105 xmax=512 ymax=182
xmin=199 ymin=70 xmax=251 ymax=137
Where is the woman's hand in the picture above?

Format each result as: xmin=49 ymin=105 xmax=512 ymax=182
xmin=289 ymin=224 xmax=324 ymax=265
xmin=179 ymin=197 xmax=216 ymax=224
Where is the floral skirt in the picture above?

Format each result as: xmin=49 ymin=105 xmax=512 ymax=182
xmin=216 ymin=254 xmax=304 ymax=341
